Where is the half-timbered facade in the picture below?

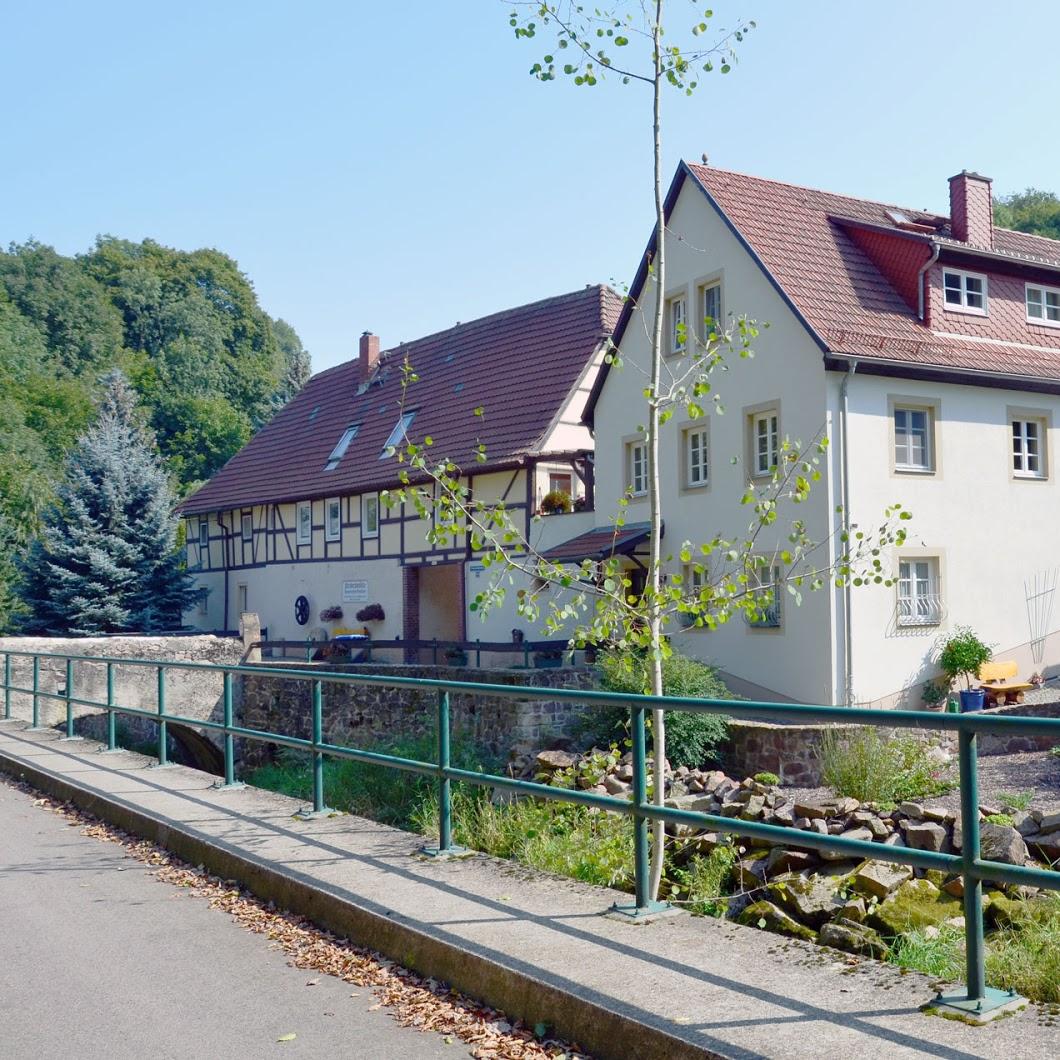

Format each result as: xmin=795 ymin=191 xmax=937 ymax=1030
xmin=180 ymin=286 xmax=621 ymax=647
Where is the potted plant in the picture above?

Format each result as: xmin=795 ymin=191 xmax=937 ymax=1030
xmin=539 ymin=490 xmax=572 ymax=515
xmin=444 ymin=646 xmax=469 ymax=667
xmin=356 ymin=603 xmax=385 ymax=624
xmin=938 ymin=626 xmax=993 ymax=712
xmin=534 ymin=647 xmax=565 ymax=669
xmin=921 ymin=678 xmax=946 ymax=711
xmin=319 ymin=605 xmax=344 ymax=623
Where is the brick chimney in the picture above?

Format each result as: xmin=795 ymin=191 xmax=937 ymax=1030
xmin=359 ymin=330 xmax=380 ymax=380
xmin=949 ymin=170 xmax=993 ymax=247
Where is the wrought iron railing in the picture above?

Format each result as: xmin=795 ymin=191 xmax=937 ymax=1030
xmin=1 ymin=648 xmax=1058 ymax=1021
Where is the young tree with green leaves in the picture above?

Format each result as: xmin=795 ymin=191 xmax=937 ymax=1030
xmin=385 ymin=3 xmax=910 ymax=904
xmin=18 ymin=371 xmax=196 ymax=635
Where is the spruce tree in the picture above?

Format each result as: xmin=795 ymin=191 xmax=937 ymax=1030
xmin=18 ymin=371 xmax=195 ymax=634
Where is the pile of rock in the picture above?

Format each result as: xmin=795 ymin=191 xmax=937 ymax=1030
xmin=519 ymin=748 xmax=1060 ymax=957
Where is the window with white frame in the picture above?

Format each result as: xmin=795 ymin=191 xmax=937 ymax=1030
xmin=198 ymin=520 xmax=208 ymax=548
xmin=897 ymin=558 xmax=941 ymax=627
xmin=325 ymin=498 xmax=341 ymax=541
xmin=684 ymin=425 xmax=709 ymax=487
xmin=894 ymin=407 xmax=933 ymax=472
xmin=240 ymin=513 xmax=253 ymax=542
xmin=747 ymin=564 xmax=782 ymax=628
xmin=296 ymin=501 xmax=312 ymax=545
xmin=751 ymin=410 xmax=779 ymax=476
xmin=942 ymin=269 xmax=987 ymax=314
xmin=363 ymin=493 xmax=380 ymax=538
xmin=627 ymin=440 xmax=647 ymax=496
xmin=701 ymin=282 xmax=721 ymax=335
xmin=1025 ymin=284 xmax=1060 ymax=325
xmin=324 ymin=424 xmax=359 ymax=471
xmin=668 ymin=294 xmax=687 ymax=355
xmin=1012 ymin=418 xmax=1046 ymax=478
xmin=380 ymin=411 xmax=416 ymax=456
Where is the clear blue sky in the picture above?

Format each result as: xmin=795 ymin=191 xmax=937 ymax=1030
xmin=3 ymin=1 xmax=1056 ymax=372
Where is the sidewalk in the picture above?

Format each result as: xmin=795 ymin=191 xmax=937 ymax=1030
xmin=1 ymin=721 xmax=1056 ymax=1060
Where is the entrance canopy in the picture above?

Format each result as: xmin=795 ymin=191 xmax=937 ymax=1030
xmin=540 ymin=521 xmax=657 ymax=565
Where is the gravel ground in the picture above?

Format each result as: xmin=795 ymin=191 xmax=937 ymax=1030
xmin=784 ymin=748 xmax=1060 ymax=815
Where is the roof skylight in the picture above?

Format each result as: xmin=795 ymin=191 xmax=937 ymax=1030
xmin=380 ymin=411 xmax=416 ymax=458
xmin=324 ymin=424 xmax=359 ymax=471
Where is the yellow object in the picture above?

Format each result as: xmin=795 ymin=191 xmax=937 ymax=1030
xmin=977 ymin=660 xmax=1032 ymax=705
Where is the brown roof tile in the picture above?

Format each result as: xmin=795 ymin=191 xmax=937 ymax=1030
xmin=181 ymin=285 xmax=621 ymax=516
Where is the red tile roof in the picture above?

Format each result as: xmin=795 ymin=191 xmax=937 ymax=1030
xmin=540 ymin=521 xmax=653 ymax=563
xmin=181 ymin=286 xmax=622 ymax=516
xmin=587 ymin=164 xmax=1060 ymax=425
xmin=686 ymin=164 xmax=1060 ymax=382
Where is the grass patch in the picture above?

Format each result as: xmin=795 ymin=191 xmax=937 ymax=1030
xmin=887 ymin=897 xmax=1060 ymax=1004
xmin=667 ymin=845 xmax=737 ymax=916
xmin=996 ymin=790 xmax=1034 ymax=812
xmin=821 ymin=728 xmax=954 ymax=803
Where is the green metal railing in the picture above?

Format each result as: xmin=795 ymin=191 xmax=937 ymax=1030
xmin=1 ymin=649 xmax=1058 ymax=1019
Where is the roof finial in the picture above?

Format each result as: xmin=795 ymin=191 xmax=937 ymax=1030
xmin=701 ymin=152 xmax=710 ymax=166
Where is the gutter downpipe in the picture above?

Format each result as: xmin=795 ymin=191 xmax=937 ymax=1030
xmin=839 ymin=360 xmax=858 ymax=705
xmin=917 ymin=241 xmax=941 ymax=321
xmin=217 ymin=512 xmax=231 ymax=632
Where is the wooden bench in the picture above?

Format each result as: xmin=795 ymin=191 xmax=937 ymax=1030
xmin=977 ymin=660 xmax=1033 ymax=707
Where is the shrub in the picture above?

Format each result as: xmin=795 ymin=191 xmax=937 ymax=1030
xmin=937 ymin=625 xmax=992 ymax=690
xmin=921 ymin=679 xmax=947 ymax=708
xmin=984 ymin=813 xmax=1014 ymax=826
xmin=578 ymin=649 xmax=734 ymax=768
xmin=754 ymin=771 xmax=780 ymax=786
xmin=668 ymin=844 xmax=736 ymax=916
xmin=820 ymin=728 xmax=954 ymax=803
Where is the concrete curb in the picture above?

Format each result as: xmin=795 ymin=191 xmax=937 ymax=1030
xmin=0 ymin=741 xmax=722 ymax=1060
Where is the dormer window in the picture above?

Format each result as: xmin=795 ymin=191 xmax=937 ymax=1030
xmin=943 ymin=269 xmax=987 ymax=315
xmin=1026 ymin=284 xmax=1060 ymax=326
xmin=380 ymin=411 xmax=416 ymax=457
xmin=324 ymin=425 xmax=359 ymax=471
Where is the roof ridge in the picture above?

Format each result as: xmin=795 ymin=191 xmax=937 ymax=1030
xmin=687 ymin=162 xmax=947 ymax=222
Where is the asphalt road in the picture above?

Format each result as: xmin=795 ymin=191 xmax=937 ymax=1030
xmin=0 ymin=779 xmax=453 ymax=1060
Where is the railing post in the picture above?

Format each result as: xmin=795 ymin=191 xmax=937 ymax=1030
xmin=609 ymin=701 xmax=668 ymax=918
xmin=422 ymin=688 xmax=466 ymax=858
xmin=930 ymin=726 xmax=1022 ymax=1020
xmin=3 ymin=653 xmax=11 ymax=720
xmin=295 ymin=679 xmax=332 ymax=817
xmin=475 ymin=639 xmax=481 ymax=668
xmin=432 ymin=639 xmax=438 ymax=666
xmin=523 ymin=642 xmax=530 ymax=669
xmin=59 ymin=657 xmax=79 ymax=740
xmin=959 ymin=729 xmax=987 ymax=1003
xmin=214 ymin=670 xmax=245 ymax=791
xmin=155 ymin=666 xmax=168 ymax=766
xmin=105 ymin=662 xmax=118 ymax=751
xmin=31 ymin=656 xmax=41 ymax=729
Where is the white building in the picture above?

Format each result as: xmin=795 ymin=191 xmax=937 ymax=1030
xmin=585 ymin=164 xmax=1060 ymax=707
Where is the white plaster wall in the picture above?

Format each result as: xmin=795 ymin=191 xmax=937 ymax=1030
xmin=841 ymin=371 xmax=1060 ymax=705
xmin=591 ymin=179 xmax=838 ymax=703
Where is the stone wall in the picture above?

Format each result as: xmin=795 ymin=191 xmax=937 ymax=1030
xmin=0 ymin=635 xmax=248 ymax=735
xmin=238 ymin=662 xmax=596 ymax=765
xmin=724 ymin=721 xmax=863 ymax=787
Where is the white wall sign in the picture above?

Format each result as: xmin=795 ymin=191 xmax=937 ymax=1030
xmin=342 ymin=579 xmax=369 ymax=603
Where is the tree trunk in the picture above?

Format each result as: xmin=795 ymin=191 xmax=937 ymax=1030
xmin=646 ymin=0 xmax=667 ymax=903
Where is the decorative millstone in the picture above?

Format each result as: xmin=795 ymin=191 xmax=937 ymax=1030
xmin=147 ymin=761 xmax=177 ymax=770
xmin=212 ymin=779 xmax=246 ymax=792
xmin=419 ymin=843 xmax=474 ymax=860
xmin=57 ymin=735 xmax=86 ymax=742
xmin=605 ymin=899 xmax=679 ymax=924
xmin=925 ymin=987 xmax=1026 ymax=1025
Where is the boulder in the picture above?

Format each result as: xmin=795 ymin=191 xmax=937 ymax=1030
xmin=840 ymin=897 xmax=867 ymax=923
xmin=794 ymin=802 xmax=830 ymax=820
xmin=921 ymin=806 xmax=953 ymax=824
xmin=903 ymin=821 xmax=948 ymax=853
xmin=1027 ymin=833 xmax=1060 ymax=862
xmin=770 ymin=806 xmax=795 ymax=827
xmin=867 ymin=878 xmax=958 ymax=936
xmin=819 ymin=826 xmax=873 ymax=860
xmin=765 ymin=848 xmax=816 ymax=876
xmin=851 ymin=860 xmax=912 ymax=900
xmin=603 ymin=774 xmax=630 ymax=796
xmin=819 ymin=919 xmax=889 ymax=960
xmin=535 ymin=750 xmax=577 ymax=772
xmin=741 ymin=795 xmax=767 ymax=820
xmin=767 ymin=873 xmax=847 ymax=928
xmin=898 ymin=801 xmax=924 ymax=819
xmin=734 ymin=851 xmax=770 ymax=888
xmin=1037 ymin=809 xmax=1060 ymax=836
xmin=979 ymin=823 xmax=1029 ymax=866
xmin=738 ymin=900 xmax=817 ymax=942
